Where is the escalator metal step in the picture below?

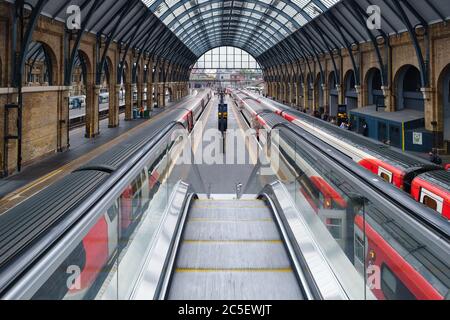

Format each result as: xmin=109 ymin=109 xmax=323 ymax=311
xmin=167 ymin=198 xmax=304 ymax=300
xmin=183 ymin=220 xmax=280 ymax=241
xmin=168 ymin=271 xmax=303 ymax=300
xmin=176 ymin=241 xmax=291 ymax=269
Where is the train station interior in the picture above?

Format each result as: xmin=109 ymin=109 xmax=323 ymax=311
xmin=0 ymin=0 xmax=449 ymax=302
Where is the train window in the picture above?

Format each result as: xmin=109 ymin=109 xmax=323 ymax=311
xmin=420 ymin=189 xmax=443 ymax=214
xmin=106 ymin=203 xmax=119 ymax=221
xmin=381 ymin=265 xmax=416 ymax=300
xmin=378 ymin=167 xmax=393 ymax=183
xmin=354 ymin=235 xmax=365 ymax=264
xmin=326 ymin=218 xmax=343 ymax=240
xmin=354 ymin=233 xmax=365 ymax=275
xmin=423 ymin=196 xmax=438 ymax=211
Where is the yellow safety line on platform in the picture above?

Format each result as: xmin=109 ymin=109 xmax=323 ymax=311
xmin=176 ymin=268 xmax=292 ymax=273
xmin=7 ymin=169 xmax=64 ymax=201
xmin=0 ymin=103 xmax=180 ymax=209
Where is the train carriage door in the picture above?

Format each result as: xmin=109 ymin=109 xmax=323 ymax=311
xmin=353 ymin=223 xmax=367 ymax=276
xmin=378 ymin=167 xmax=393 ymax=184
xmin=381 ymin=265 xmax=416 ymax=300
xmin=105 ymin=202 xmax=119 ymax=258
xmin=318 ymin=209 xmax=347 ymax=251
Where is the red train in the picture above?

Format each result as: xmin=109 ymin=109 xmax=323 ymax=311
xmin=354 ymin=214 xmax=447 ymax=300
xmin=236 ymin=91 xmax=350 ymax=249
xmin=233 ymin=90 xmax=449 ymax=301
xmin=41 ymin=91 xmax=212 ymax=300
xmin=237 ymin=90 xmax=450 ymax=220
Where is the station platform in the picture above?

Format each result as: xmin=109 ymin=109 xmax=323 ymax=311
xmin=174 ymin=95 xmax=275 ymax=195
xmin=0 ymin=102 xmax=177 ymax=213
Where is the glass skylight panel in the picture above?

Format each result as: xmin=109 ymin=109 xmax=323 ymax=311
xmin=293 ymin=13 xmax=309 ymax=26
xmin=304 ymin=2 xmax=323 ymax=18
xmin=321 ymin=0 xmax=340 ymax=8
xmin=292 ymin=0 xmax=310 ymax=8
xmin=163 ymin=14 xmax=175 ymax=24
xmin=284 ymin=5 xmax=299 ymax=18
xmin=142 ymin=0 xmax=341 ymax=56
xmin=278 ymin=15 xmax=288 ymax=25
xmin=245 ymin=2 xmax=256 ymax=10
xmin=142 ymin=0 xmax=158 ymax=8
xmin=179 ymin=14 xmax=190 ymax=24
xmin=275 ymin=1 xmax=287 ymax=11
xmin=173 ymin=6 xmax=185 ymax=16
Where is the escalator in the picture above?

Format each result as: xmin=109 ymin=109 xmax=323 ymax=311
xmin=158 ymin=197 xmax=309 ymax=300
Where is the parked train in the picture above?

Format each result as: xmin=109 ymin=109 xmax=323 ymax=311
xmin=233 ymin=90 xmax=449 ymax=300
xmin=236 ymin=91 xmax=351 ymax=250
xmin=236 ymin=90 xmax=450 ymax=220
xmin=99 ymin=92 xmax=109 ymax=104
xmin=69 ymin=95 xmax=86 ymax=110
xmin=354 ymin=211 xmax=448 ymax=300
xmin=31 ymin=91 xmax=212 ymax=300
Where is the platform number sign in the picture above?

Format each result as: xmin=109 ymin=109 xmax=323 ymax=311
xmin=413 ymin=132 xmax=423 ymax=145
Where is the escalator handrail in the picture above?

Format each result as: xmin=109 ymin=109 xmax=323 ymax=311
xmin=153 ymin=192 xmax=198 ymax=300
xmin=259 ymin=191 xmax=316 ymax=300
xmin=260 ymin=182 xmax=368 ymax=300
xmin=0 ymin=121 xmax=186 ymax=299
xmin=274 ymin=122 xmax=450 ymax=239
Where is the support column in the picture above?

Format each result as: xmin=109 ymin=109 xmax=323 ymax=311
xmin=137 ymin=83 xmax=142 ymax=112
xmin=147 ymin=80 xmax=153 ymax=112
xmin=322 ymin=84 xmax=329 ymax=114
xmin=422 ymin=87 xmax=441 ymax=148
xmin=58 ymin=87 xmax=70 ymax=152
xmin=158 ymin=84 xmax=166 ymax=107
xmin=303 ymin=85 xmax=308 ymax=111
xmin=337 ymin=84 xmax=344 ymax=105
xmin=382 ymin=86 xmax=395 ymax=112
xmin=86 ymin=85 xmax=100 ymax=138
xmin=355 ymin=85 xmax=363 ymax=108
xmin=184 ymin=82 xmax=189 ymax=97
xmin=296 ymin=84 xmax=301 ymax=110
xmin=175 ymin=83 xmax=180 ymax=100
xmin=109 ymin=85 xmax=121 ymax=128
xmin=288 ymin=83 xmax=293 ymax=105
xmin=312 ymin=85 xmax=318 ymax=112
xmin=125 ymin=82 xmax=133 ymax=121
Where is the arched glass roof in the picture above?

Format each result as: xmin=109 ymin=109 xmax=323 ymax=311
xmin=142 ymin=0 xmax=341 ymax=57
xmin=194 ymin=47 xmax=261 ymax=69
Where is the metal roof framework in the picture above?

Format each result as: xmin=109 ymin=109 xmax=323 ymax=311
xmin=143 ymin=0 xmax=341 ymax=58
xmin=9 ymin=0 xmax=197 ymax=87
xmin=9 ymin=0 xmax=450 ymax=87
xmin=5 ymin=0 xmax=450 ymax=175
xmin=259 ymin=0 xmax=450 ymax=89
